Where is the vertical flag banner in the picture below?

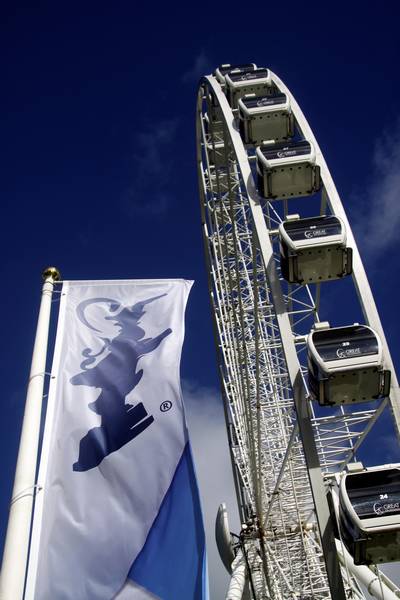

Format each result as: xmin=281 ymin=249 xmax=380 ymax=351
xmin=26 ymin=279 xmax=208 ymax=600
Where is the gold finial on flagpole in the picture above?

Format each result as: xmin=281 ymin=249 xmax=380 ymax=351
xmin=42 ymin=266 xmax=61 ymax=281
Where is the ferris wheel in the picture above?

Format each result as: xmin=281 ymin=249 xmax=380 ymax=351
xmin=196 ymin=64 xmax=400 ymax=599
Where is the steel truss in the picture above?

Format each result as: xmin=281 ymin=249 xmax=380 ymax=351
xmin=196 ymin=70 xmax=400 ymax=599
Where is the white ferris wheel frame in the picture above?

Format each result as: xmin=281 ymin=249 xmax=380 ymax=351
xmin=196 ymin=69 xmax=400 ymax=600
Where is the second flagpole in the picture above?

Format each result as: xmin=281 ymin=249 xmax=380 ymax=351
xmin=0 ymin=267 xmax=60 ymax=600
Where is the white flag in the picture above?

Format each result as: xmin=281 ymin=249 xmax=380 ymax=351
xmin=26 ymin=279 xmax=208 ymax=600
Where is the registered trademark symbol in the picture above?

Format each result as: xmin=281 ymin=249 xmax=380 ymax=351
xmin=160 ymin=400 xmax=172 ymax=413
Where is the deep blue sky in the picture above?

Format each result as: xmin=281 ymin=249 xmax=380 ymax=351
xmin=1 ymin=3 xmax=400 ymax=597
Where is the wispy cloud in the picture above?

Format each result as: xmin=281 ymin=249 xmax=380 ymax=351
xmin=122 ymin=188 xmax=171 ymax=218
xmin=121 ymin=118 xmax=179 ymax=218
xmin=182 ymin=51 xmax=211 ymax=84
xmin=183 ymin=380 xmax=239 ymax=599
xmin=353 ymin=119 xmax=400 ymax=257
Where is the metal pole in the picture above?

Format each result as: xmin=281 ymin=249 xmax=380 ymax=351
xmin=226 ymin=551 xmax=247 ymax=600
xmin=0 ymin=267 xmax=60 ymax=600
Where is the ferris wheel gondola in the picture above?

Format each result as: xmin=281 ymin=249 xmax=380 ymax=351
xmin=338 ymin=464 xmax=400 ymax=565
xmin=225 ymin=68 xmax=273 ymax=108
xmin=238 ymin=93 xmax=293 ymax=144
xmin=256 ymin=139 xmax=321 ymax=199
xmin=278 ymin=214 xmax=352 ymax=284
xmin=307 ymin=322 xmax=391 ymax=406
xmin=214 ymin=63 xmax=257 ymax=85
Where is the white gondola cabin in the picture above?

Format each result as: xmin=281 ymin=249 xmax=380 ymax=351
xmin=238 ymin=93 xmax=294 ymax=144
xmin=339 ymin=464 xmax=400 ymax=565
xmin=307 ymin=322 xmax=390 ymax=406
xmin=256 ymin=140 xmax=320 ymax=199
xmin=225 ymin=68 xmax=272 ymax=109
xmin=279 ymin=214 xmax=353 ymax=283
xmin=214 ymin=63 xmax=257 ymax=86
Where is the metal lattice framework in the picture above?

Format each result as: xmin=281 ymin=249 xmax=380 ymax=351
xmin=196 ymin=69 xmax=400 ymax=599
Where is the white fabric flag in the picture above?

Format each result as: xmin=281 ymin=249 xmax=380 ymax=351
xmin=26 ymin=279 xmax=208 ymax=600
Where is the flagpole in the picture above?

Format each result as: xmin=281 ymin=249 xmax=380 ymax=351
xmin=0 ymin=267 xmax=60 ymax=600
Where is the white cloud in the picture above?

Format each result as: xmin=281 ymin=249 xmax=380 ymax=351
xmin=135 ymin=120 xmax=179 ymax=172
xmin=353 ymin=119 xmax=400 ymax=256
xmin=122 ymin=189 xmax=171 ymax=218
xmin=182 ymin=51 xmax=211 ymax=84
xmin=121 ymin=119 xmax=179 ymax=217
xmin=183 ymin=381 xmax=240 ymax=600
